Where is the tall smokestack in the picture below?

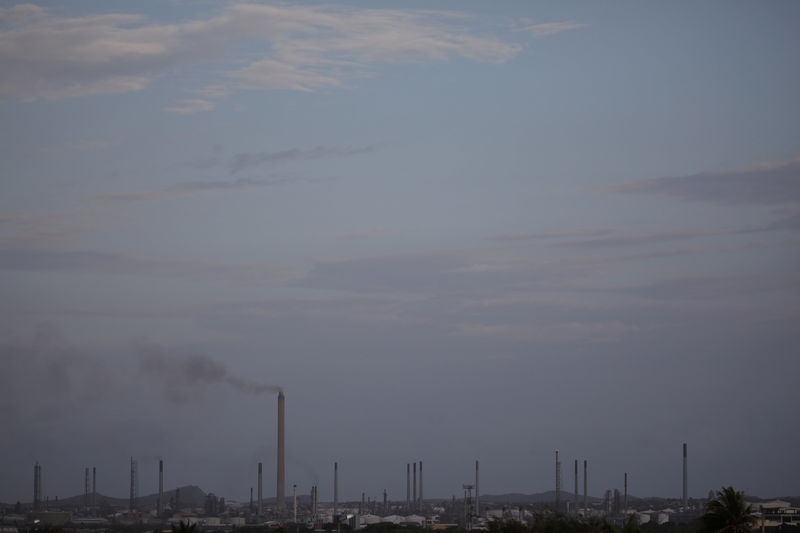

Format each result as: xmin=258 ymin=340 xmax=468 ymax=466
xmin=158 ymin=460 xmax=163 ymax=517
xmin=475 ymin=460 xmax=479 ymax=518
xmin=574 ymin=460 xmax=578 ymax=514
xmin=555 ymin=450 xmax=561 ymax=511
xmin=624 ymin=473 xmax=628 ymax=514
xmin=293 ymin=484 xmax=297 ymax=523
xmin=413 ymin=463 xmax=417 ymax=510
xmin=258 ymin=462 xmax=263 ymax=517
xmin=682 ymin=443 xmax=687 ymax=510
xmin=419 ymin=461 xmax=423 ymax=510
xmin=92 ymin=466 xmax=96 ymax=512
xmin=334 ymin=462 xmax=339 ymax=518
xmin=85 ymin=467 xmax=90 ymax=510
xmin=33 ymin=462 xmax=41 ymax=513
xmin=583 ymin=460 xmax=587 ymax=512
xmin=129 ymin=457 xmax=136 ymax=513
xmin=383 ymin=489 xmax=387 ymax=515
xmin=406 ymin=464 xmax=410 ymax=510
xmin=277 ymin=390 xmax=286 ymax=512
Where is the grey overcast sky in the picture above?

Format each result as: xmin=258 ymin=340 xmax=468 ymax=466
xmin=1 ymin=1 xmax=799 ymax=504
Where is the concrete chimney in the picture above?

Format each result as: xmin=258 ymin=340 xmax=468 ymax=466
xmin=258 ymin=462 xmax=263 ymax=517
xmin=475 ymin=460 xmax=479 ymax=518
xmin=92 ymin=466 xmax=96 ymax=511
xmin=419 ymin=461 xmax=423 ymax=509
xmin=583 ymin=460 xmax=587 ymax=512
xmin=413 ymin=462 xmax=417 ymax=510
xmin=158 ymin=460 xmax=163 ymax=517
xmin=624 ymin=472 xmax=628 ymax=514
xmin=84 ymin=467 xmax=90 ymax=510
xmin=555 ymin=450 xmax=561 ymax=511
xmin=33 ymin=462 xmax=41 ymax=513
xmin=574 ymin=460 xmax=578 ymax=514
xmin=277 ymin=390 xmax=286 ymax=511
xmin=383 ymin=489 xmax=387 ymax=515
xmin=406 ymin=464 xmax=410 ymax=510
xmin=293 ymin=484 xmax=297 ymax=523
xmin=334 ymin=462 xmax=338 ymax=518
xmin=682 ymin=443 xmax=687 ymax=510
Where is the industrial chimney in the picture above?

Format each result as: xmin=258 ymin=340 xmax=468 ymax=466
xmin=555 ymin=450 xmax=561 ymax=511
xmin=406 ymin=464 xmax=410 ymax=510
xmin=334 ymin=462 xmax=338 ymax=518
xmin=258 ymin=462 xmax=263 ymax=517
xmin=682 ymin=443 xmax=687 ymax=510
xmin=583 ymin=460 xmax=587 ymax=512
xmin=413 ymin=462 xmax=417 ymax=510
xmin=574 ymin=460 xmax=578 ymax=514
xmin=624 ymin=472 xmax=628 ymax=514
xmin=158 ymin=460 xmax=164 ymax=517
xmin=419 ymin=461 xmax=423 ymax=510
xmin=33 ymin=462 xmax=41 ymax=513
xmin=277 ymin=390 xmax=286 ymax=512
xmin=475 ymin=460 xmax=479 ymax=518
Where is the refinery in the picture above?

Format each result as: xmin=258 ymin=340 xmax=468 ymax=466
xmin=3 ymin=392 xmax=798 ymax=532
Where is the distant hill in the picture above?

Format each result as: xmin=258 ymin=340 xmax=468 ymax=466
xmin=3 ymin=485 xmax=207 ymax=510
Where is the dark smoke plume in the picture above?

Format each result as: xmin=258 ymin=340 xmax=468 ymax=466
xmin=134 ymin=341 xmax=281 ymax=403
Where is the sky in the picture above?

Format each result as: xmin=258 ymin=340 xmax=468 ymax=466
xmin=1 ymin=1 xmax=799 ymax=505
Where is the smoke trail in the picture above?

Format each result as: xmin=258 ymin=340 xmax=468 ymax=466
xmin=134 ymin=341 xmax=281 ymax=403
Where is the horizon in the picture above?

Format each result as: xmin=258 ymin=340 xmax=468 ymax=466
xmin=2 ymin=1 xmax=799 ymax=505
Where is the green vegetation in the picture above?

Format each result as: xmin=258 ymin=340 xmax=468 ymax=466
xmin=698 ymin=487 xmax=756 ymax=533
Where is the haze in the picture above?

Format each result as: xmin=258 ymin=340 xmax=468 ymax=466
xmin=1 ymin=1 xmax=798 ymax=505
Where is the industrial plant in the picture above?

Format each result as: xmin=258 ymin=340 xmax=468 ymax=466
xmin=3 ymin=393 xmax=798 ymax=532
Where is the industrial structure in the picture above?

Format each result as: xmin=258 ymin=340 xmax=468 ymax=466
xmin=554 ymin=450 xmax=561 ymax=511
xmin=277 ymin=390 xmax=286 ymax=512
xmin=682 ymin=443 xmax=688 ymax=510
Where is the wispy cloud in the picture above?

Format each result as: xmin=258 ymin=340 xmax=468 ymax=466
xmin=96 ymin=175 xmax=335 ymax=202
xmin=230 ymin=145 xmax=376 ymax=174
xmin=164 ymin=99 xmax=215 ymax=115
xmin=516 ymin=19 xmax=586 ymax=37
xmin=0 ymin=4 xmax=524 ymax=104
xmin=487 ymin=228 xmax=617 ymax=241
xmin=603 ymin=159 xmax=800 ymax=205
xmin=0 ymin=248 xmax=299 ymax=285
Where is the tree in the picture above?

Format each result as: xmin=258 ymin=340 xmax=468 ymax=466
xmin=699 ymin=487 xmax=756 ymax=533
xmin=174 ymin=521 xmax=199 ymax=533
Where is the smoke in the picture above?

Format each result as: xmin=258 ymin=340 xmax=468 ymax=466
xmin=134 ymin=341 xmax=281 ymax=404
xmin=0 ymin=322 xmax=116 ymax=422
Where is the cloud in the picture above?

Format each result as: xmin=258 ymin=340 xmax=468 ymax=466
xmin=95 ymin=176 xmax=331 ymax=202
xmin=0 ymin=3 xmax=43 ymax=23
xmin=487 ymin=228 xmax=618 ymax=241
xmin=230 ymin=145 xmax=376 ymax=174
xmin=0 ymin=247 xmax=298 ymax=284
xmin=452 ymin=320 xmax=638 ymax=344
xmin=0 ymin=4 xmax=523 ymax=103
xmin=164 ymin=98 xmax=215 ymax=115
xmin=604 ymin=159 xmax=800 ymax=205
xmin=0 ymin=210 xmax=91 ymax=246
xmin=517 ymin=19 xmax=587 ymax=37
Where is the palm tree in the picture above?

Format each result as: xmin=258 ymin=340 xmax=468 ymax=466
xmin=699 ymin=486 xmax=756 ymax=533
xmin=173 ymin=521 xmax=198 ymax=533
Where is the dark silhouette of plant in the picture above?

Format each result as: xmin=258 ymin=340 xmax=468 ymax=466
xmin=174 ymin=521 xmax=198 ymax=533
xmin=699 ymin=487 xmax=756 ymax=533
